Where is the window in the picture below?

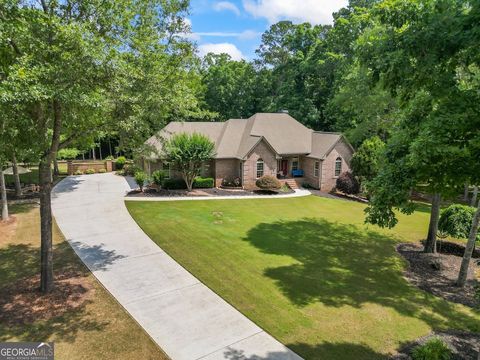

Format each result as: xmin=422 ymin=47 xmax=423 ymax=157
xmin=256 ymin=159 xmax=264 ymax=178
xmin=162 ymin=162 xmax=170 ymax=179
xmin=292 ymin=158 xmax=299 ymax=171
xmin=314 ymin=161 xmax=319 ymax=177
xmin=335 ymin=157 xmax=342 ymax=177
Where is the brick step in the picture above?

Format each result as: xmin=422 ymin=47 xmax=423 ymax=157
xmin=279 ymin=178 xmax=303 ymax=190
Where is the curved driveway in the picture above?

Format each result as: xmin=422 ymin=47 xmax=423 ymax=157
xmin=52 ymin=173 xmax=302 ymax=360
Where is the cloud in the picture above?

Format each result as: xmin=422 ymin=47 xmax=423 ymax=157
xmin=194 ymin=30 xmax=260 ymax=40
xmin=242 ymin=0 xmax=348 ymax=25
xmin=213 ymin=1 xmax=241 ymax=16
xmin=197 ymin=42 xmax=246 ymax=60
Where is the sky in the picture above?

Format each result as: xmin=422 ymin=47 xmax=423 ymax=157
xmin=187 ymin=0 xmax=349 ymax=61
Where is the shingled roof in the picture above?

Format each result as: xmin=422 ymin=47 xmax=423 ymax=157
xmin=145 ymin=113 xmax=346 ymax=160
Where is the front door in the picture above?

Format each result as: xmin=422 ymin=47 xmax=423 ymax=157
xmin=281 ymin=160 xmax=288 ymax=177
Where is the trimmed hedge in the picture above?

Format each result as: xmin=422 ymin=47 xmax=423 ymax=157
xmin=162 ymin=178 xmax=187 ymax=190
xmin=194 ymin=177 xmax=214 ymax=188
xmin=85 ymin=168 xmax=95 ymax=175
xmin=412 ymin=338 xmax=451 ymax=360
xmin=161 ymin=177 xmax=214 ymax=190
xmin=115 ymin=156 xmax=126 ymax=170
xmin=256 ymin=175 xmax=281 ymax=190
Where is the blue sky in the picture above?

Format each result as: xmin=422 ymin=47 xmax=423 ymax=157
xmin=187 ymin=0 xmax=348 ymax=60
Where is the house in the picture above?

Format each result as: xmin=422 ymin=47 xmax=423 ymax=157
xmin=143 ymin=113 xmax=355 ymax=192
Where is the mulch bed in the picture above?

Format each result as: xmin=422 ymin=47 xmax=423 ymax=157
xmin=397 ymin=242 xmax=479 ymax=308
xmin=0 ymin=272 xmax=94 ymax=326
xmin=392 ymin=330 xmax=480 ymax=360
xmin=126 ymin=187 xmax=294 ymax=198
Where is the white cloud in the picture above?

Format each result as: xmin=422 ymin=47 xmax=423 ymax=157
xmin=194 ymin=30 xmax=260 ymax=40
xmin=197 ymin=42 xmax=246 ymax=60
xmin=213 ymin=1 xmax=241 ymax=16
xmin=242 ymin=0 xmax=348 ymax=25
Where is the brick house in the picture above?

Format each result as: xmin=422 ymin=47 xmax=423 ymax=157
xmin=143 ymin=113 xmax=355 ymax=192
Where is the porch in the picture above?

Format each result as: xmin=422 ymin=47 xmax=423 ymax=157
xmin=276 ymin=155 xmax=305 ymax=179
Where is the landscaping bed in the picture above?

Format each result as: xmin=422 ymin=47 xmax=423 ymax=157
xmin=397 ymin=242 xmax=479 ymax=308
xmin=126 ymin=186 xmax=294 ymax=197
xmin=392 ymin=330 xmax=480 ymax=360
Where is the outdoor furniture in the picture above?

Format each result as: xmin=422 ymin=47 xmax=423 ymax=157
xmin=292 ymin=169 xmax=304 ymax=177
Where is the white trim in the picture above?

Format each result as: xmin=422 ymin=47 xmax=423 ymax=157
xmin=314 ymin=161 xmax=320 ymax=177
xmin=256 ymin=159 xmax=264 ymax=179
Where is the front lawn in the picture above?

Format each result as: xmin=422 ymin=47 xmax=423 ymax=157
xmin=126 ymin=195 xmax=480 ymax=360
xmin=0 ymin=204 xmax=167 ymax=360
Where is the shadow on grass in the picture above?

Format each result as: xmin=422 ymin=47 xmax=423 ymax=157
xmin=243 ymin=218 xmax=480 ymax=332
xmin=221 ymin=342 xmax=386 ymax=360
xmin=0 ymin=241 xmax=108 ymax=342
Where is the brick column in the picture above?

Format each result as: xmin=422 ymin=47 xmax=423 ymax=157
xmin=105 ymin=160 xmax=113 ymax=172
xmin=67 ymin=160 xmax=73 ymax=175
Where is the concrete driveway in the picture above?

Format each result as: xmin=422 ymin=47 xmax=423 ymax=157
xmin=52 ymin=173 xmax=302 ymax=360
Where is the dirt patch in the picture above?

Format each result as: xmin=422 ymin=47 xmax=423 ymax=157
xmin=0 ymin=216 xmax=17 ymax=242
xmin=392 ymin=330 xmax=480 ymax=360
xmin=0 ymin=271 xmax=94 ymax=326
xmin=397 ymin=242 xmax=479 ymax=308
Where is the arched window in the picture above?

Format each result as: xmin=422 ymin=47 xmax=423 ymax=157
xmin=335 ymin=157 xmax=342 ymax=177
xmin=256 ymin=159 xmax=264 ymax=178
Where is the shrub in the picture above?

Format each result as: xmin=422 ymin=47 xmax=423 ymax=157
xmin=438 ymin=204 xmax=479 ymax=240
xmin=256 ymin=175 xmax=281 ymax=191
xmin=194 ymin=177 xmax=214 ymax=188
xmin=151 ymin=170 xmax=167 ymax=186
xmin=85 ymin=168 xmax=95 ymax=175
xmin=412 ymin=338 xmax=452 ymax=360
xmin=222 ymin=176 xmax=241 ymax=187
xmin=336 ymin=171 xmax=360 ymax=195
xmin=74 ymin=170 xmax=83 ymax=175
xmin=134 ymin=171 xmax=148 ymax=192
xmin=162 ymin=178 xmax=187 ymax=190
xmin=123 ymin=164 xmax=141 ymax=176
xmin=98 ymin=168 xmax=106 ymax=173
xmin=115 ymin=156 xmax=126 ymax=170
xmin=105 ymin=155 xmax=114 ymax=160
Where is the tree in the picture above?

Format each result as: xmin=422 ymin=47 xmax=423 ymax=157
xmin=164 ymin=133 xmax=215 ymax=192
xmin=358 ymin=0 xmax=478 ymax=254
xmin=0 ymin=164 xmax=7 ymax=221
xmin=350 ymin=136 xmax=385 ymax=182
xmin=457 ymin=201 xmax=480 ymax=287
xmin=0 ymin=0 xmax=193 ymax=293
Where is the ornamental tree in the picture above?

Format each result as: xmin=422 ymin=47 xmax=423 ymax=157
xmin=164 ymin=133 xmax=215 ymax=192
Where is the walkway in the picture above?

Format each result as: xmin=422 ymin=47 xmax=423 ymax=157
xmin=52 ymin=173 xmax=302 ymax=360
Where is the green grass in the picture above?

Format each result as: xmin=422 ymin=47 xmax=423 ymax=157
xmin=126 ymin=195 xmax=480 ymax=360
xmin=0 ymin=204 xmax=167 ymax=360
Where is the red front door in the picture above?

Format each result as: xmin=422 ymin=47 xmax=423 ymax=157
xmin=281 ymin=160 xmax=288 ymax=177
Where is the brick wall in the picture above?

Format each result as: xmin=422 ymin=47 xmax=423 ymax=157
xmin=242 ymin=140 xmax=277 ymax=189
xmin=67 ymin=160 xmax=112 ymax=175
xmin=302 ymin=156 xmax=321 ymax=189
xmin=320 ymin=138 xmax=354 ymax=192
xmin=214 ymin=159 xmax=240 ymax=187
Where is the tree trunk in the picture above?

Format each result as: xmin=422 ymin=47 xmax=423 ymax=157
xmin=39 ymin=160 xmax=54 ymax=292
xmin=99 ymin=143 xmax=103 ymax=160
xmin=424 ymin=193 xmax=441 ymax=253
xmin=12 ymin=153 xmax=22 ymax=197
xmin=0 ymin=167 xmax=8 ymax=221
xmin=470 ymin=186 xmax=478 ymax=207
xmin=92 ymin=148 xmax=96 ymax=161
xmin=108 ymin=139 xmax=113 ymax=157
xmin=53 ymin=158 xmax=59 ymax=177
xmin=456 ymin=200 xmax=480 ymax=287
xmin=39 ymin=99 xmax=62 ymax=293
xmin=464 ymin=183 xmax=470 ymax=202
